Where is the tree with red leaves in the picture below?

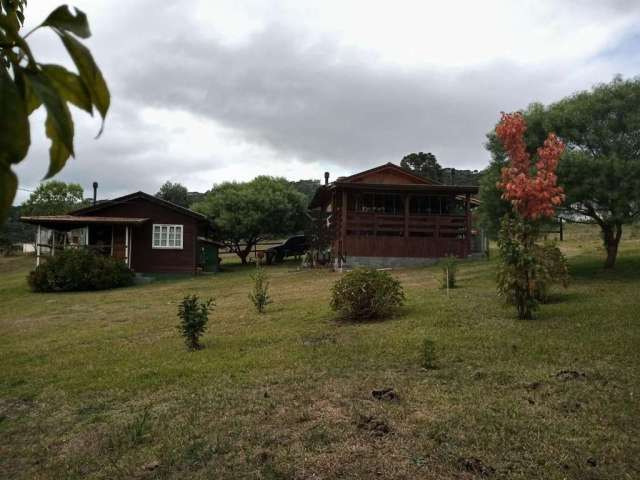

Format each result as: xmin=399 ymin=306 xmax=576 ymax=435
xmin=495 ymin=112 xmax=567 ymax=319
xmin=496 ymin=112 xmax=565 ymax=220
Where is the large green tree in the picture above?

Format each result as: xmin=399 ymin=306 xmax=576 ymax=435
xmin=481 ymin=77 xmax=640 ymax=268
xmin=1 ymin=1 xmax=109 ymax=223
xmin=290 ymin=179 xmax=320 ymax=206
xmin=156 ymin=181 xmax=189 ymax=207
xmin=400 ymin=152 xmax=442 ymax=182
xmin=21 ymin=180 xmax=85 ymax=216
xmin=400 ymin=152 xmax=481 ymax=186
xmin=0 ymin=205 xmax=33 ymax=252
xmin=193 ymin=176 xmax=307 ymax=264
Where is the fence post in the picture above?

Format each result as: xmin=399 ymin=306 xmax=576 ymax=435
xmin=559 ymin=217 xmax=564 ymax=241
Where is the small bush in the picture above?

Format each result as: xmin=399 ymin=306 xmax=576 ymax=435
xmin=440 ymin=255 xmax=458 ymax=289
xmin=497 ymin=218 xmax=570 ymax=318
xmin=28 ymin=248 xmax=134 ymax=292
xmin=532 ymin=241 xmax=569 ymax=302
xmin=330 ymin=268 xmax=405 ymax=321
xmin=421 ymin=338 xmax=437 ymax=369
xmin=249 ymin=267 xmax=272 ymax=313
xmin=177 ymin=295 xmax=214 ymax=350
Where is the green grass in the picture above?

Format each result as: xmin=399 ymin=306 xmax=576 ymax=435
xmin=1 ymin=224 xmax=639 ymax=479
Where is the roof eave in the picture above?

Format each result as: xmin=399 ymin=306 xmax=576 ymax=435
xmin=333 ymin=182 xmax=479 ymax=194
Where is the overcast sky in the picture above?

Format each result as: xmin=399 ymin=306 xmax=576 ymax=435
xmin=13 ymin=0 xmax=640 ymax=203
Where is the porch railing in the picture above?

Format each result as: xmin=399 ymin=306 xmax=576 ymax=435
xmin=344 ymin=212 xmax=467 ymax=238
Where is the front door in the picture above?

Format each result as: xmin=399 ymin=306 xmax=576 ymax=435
xmin=112 ymin=225 xmax=127 ymax=261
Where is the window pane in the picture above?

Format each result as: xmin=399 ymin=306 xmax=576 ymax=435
xmin=153 ymin=225 xmax=183 ymax=247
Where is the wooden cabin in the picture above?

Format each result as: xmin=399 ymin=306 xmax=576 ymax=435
xmin=309 ymin=163 xmax=481 ymax=267
xmin=21 ymin=192 xmax=219 ymax=274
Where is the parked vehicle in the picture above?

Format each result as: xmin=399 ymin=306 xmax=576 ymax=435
xmin=265 ymin=235 xmax=308 ymax=264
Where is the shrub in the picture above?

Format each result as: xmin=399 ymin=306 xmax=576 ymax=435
xmin=249 ymin=267 xmax=271 ymax=313
xmin=330 ymin=268 xmax=405 ymax=321
xmin=497 ymin=219 xmax=570 ymax=317
xmin=532 ymin=241 xmax=569 ymax=302
xmin=496 ymin=216 xmax=538 ymax=319
xmin=177 ymin=295 xmax=214 ymax=350
xmin=440 ymin=255 xmax=458 ymax=289
xmin=421 ymin=338 xmax=437 ymax=369
xmin=28 ymin=248 xmax=134 ymax=292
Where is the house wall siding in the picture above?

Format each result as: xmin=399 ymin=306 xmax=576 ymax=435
xmin=78 ymin=198 xmax=200 ymax=273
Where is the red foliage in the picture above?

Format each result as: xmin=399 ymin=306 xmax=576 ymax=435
xmin=496 ymin=112 xmax=565 ymax=220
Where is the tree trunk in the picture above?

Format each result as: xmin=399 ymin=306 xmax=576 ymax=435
xmin=602 ymin=223 xmax=622 ymax=269
xmin=237 ymin=241 xmax=255 ymax=265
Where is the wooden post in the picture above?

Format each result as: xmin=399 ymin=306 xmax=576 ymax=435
xmin=465 ymin=193 xmax=471 ymax=257
xmin=51 ymin=230 xmax=55 ymax=257
xmin=36 ymin=225 xmax=41 ymax=267
xmin=128 ymin=227 xmax=133 ymax=268
xmin=341 ymin=189 xmax=347 ymax=262
xmin=404 ymin=194 xmax=409 ymax=238
xmin=124 ymin=226 xmax=129 ymax=267
xmin=559 ymin=217 xmax=564 ymax=241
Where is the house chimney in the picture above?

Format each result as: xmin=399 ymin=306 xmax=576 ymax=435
xmin=92 ymin=182 xmax=98 ymax=205
xmin=324 ymin=171 xmax=330 ymax=185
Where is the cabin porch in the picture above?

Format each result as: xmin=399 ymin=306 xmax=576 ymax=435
xmin=20 ymin=216 xmax=148 ymax=268
xmin=330 ymin=187 xmax=481 ymax=264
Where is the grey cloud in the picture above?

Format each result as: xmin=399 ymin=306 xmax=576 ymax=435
xmin=120 ymin=27 xmax=602 ymax=171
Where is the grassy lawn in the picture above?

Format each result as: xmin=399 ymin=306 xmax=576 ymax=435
xmin=1 ymin=225 xmax=639 ymax=479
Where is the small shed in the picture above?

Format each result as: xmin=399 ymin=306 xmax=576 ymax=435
xmin=21 ymin=192 xmax=219 ymax=274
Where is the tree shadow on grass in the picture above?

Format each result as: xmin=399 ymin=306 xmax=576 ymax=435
xmin=569 ymin=254 xmax=640 ymax=283
xmin=539 ymin=291 xmax=582 ymax=305
xmin=332 ymin=307 xmax=407 ymax=326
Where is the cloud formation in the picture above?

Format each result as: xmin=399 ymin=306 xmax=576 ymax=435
xmin=13 ymin=0 xmax=640 ymax=202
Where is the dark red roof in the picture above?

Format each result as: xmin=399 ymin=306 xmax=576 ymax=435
xmin=70 ymin=191 xmax=207 ymax=221
xmin=336 ymin=162 xmax=436 ymax=185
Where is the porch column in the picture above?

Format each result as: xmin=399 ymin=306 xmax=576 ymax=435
xmin=341 ymin=189 xmax=347 ymax=261
xmin=36 ymin=225 xmax=41 ymax=267
xmin=128 ymin=227 xmax=133 ymax=268
xmin=124 ymin=226 xmax=130 ymax=267
xmin=404 ymin=194 xmax=409 ymax=238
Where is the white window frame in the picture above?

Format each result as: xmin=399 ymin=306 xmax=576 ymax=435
xmin=152 ymin=224 xmax=184 ymax=249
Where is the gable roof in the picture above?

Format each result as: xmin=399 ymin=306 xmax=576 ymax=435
xmin=70 ymin=191 xmax=207 ymax=221
xmin=336 ymin=162 xmax=437 ymax=185
xmin=309 ymin=163 xmax=479 ymax=209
